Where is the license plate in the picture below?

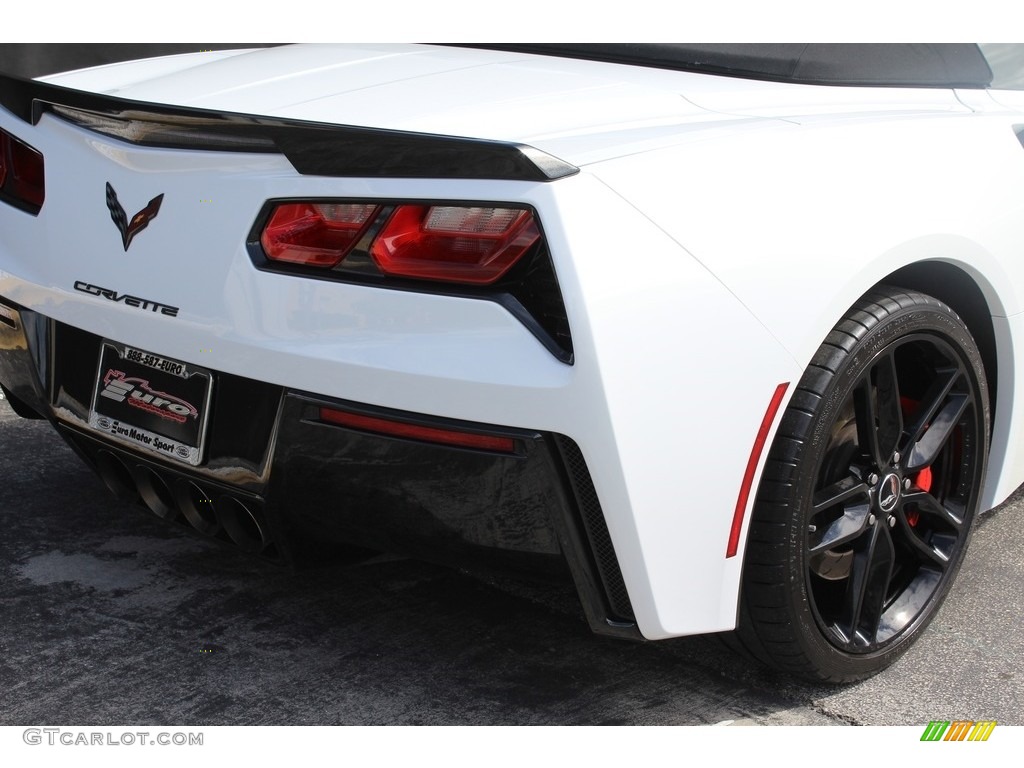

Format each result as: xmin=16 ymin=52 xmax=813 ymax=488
xmin=88 ymin=342 xmax=212 ymax=466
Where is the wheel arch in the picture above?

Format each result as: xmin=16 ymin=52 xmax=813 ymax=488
xmin=871 ymin=259 xmax=1021 ymax=511
xmin=884 ymin=261 xmax=999 ymax=420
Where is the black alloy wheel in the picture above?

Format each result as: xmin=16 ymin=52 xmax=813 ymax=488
xmin=733 ymin=288 xmax=989 ymax=682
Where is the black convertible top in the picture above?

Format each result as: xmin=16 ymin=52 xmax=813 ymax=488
xmin=461 ymin=44 xmax=993 ymax=89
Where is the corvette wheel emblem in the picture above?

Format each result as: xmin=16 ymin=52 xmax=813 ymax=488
xmin=106 ymin=182 xmax=164 ymax=251
xmin=878 ymin=472 xmax=902 ymax=513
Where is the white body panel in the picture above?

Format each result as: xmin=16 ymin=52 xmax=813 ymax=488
xmin=590 ymin=109 xmax=1024 ymax=512
xmin=3 ymin=44 xmax=1024 ymax=639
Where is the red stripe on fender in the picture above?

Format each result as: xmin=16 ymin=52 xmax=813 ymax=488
xmin=726 ymin=382 xmax=790 ymax=558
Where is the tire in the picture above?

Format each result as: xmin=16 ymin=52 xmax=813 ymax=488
xmin=734 ymin=287 xmax=990 ymax=682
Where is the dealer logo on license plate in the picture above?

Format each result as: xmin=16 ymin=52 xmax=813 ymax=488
xmin=88 ymin=343 xmax=212 ymax=466
xmin=98 ymin=370 xmax=199 ymax=422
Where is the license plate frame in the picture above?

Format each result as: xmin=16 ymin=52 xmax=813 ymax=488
xmin=88 ymin=342 xmax=213 ymax=466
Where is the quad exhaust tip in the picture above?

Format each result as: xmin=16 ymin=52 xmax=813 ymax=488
xmin=95 ymin=450 xmax=137 ymax=501
xmin=91 ymin=444 xmax=274 ymax=559
xmin=216 ymin=495 xmax=268 ymax=553
xmin=134 ymin=465 xmax=178 ymax=521
xmin=174 ymin=479 xmax=220 ymax=537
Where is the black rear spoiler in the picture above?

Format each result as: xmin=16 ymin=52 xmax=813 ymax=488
xmin=0 ymin=71 xmax=577 ymax=182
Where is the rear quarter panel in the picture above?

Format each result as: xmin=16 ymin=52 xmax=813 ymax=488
xmin=590 ymin=106 xmax=1024 ymax=514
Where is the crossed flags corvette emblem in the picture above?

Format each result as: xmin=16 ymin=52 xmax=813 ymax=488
xmin=105 ymin=182 xmax=164 ymax=251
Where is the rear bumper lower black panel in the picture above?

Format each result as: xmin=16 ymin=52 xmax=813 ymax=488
xmin=0 ymin=299 xmax=639 ymax=639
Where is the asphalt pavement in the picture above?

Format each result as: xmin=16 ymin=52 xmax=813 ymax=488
xmin=0 ymin=397 xmax=1020 ymax=725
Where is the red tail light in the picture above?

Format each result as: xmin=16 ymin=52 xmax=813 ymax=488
xmin=371 ymin=205 xmax=541 ymax=285
xmin=0 ymin=128 xmax=45 ymax=214
xmin=259 ymin=201 xmax=541 ymax=286
xmin=261 ymin=202 xmax=379 ymax=267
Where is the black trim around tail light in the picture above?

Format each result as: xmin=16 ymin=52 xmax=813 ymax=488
xmin=248 ymin=199 xmax=574 ymax=363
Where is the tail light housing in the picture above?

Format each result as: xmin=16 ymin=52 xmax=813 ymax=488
xmin=371 ymin=205 xmax=541 ymax=284
xmin=251 ymin=198 xmax=572 ymax=363
xmin=260 ymin=202 xmax=380 ymax=267
xmin=258 ymin=201 xmax=541 ymax=286
xmin=0 ymin=127 xmax=45 ymax=215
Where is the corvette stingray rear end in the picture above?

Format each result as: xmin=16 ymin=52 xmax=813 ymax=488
xmin=2 ymin=44 xmax=1024 ymax=681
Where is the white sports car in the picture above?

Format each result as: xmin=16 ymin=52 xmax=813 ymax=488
xmin=2 ymin=44 xmax=1022 ymax=682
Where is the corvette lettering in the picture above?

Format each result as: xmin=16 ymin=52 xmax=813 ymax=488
xmin=99 ymin=369 xmax=198 ymax=424
xmin=74 ymin=281 xmax=179 ymax=317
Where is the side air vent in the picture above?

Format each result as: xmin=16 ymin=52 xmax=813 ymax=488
xmin=555 ymin=435 xmax=635 ymax=622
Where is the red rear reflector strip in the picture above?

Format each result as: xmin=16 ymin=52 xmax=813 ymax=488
xmin=319 ymin=407 xmax=516 ymax=453
xmin=727 ymin=382 xmax=790 ymax=558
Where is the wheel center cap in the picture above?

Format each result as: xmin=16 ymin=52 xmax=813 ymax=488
xmin=877 ymin=472 xmax=902 ymax=513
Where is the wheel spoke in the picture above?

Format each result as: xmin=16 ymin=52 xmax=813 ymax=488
xmin=900 ymin=365 xmax=958 ymax=454
xmin=809 ymin=473 xmax=871 ymax=556
xmin=875 ymin=353 xmax=903 ymax=466
xmin=854 ymin=379 xmax=885 ymax=470
xmin=809 ymin=501 xmax=871 ymax=556
xmin=893 ymin=494 xmax=956 ymax=567
xmin=812 ymin=475 xmax=870 ymax=514
xmin=853 ymin=353 xmax=903 ymax=469
xmin=906 ymin=393 xmax=970 ymax=471
xmin=837 ymin=522 xmax=895 ymax=646
xmin=903 ymin=490 xmax=965 ymax=531
xmin=876 ymin=568 xmax=943 ymax=644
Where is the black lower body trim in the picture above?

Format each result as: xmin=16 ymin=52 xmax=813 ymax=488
xmin=0 ymin=301 xmax=641 ymax=639
xmin=553 ymin=435 xmax=637 ymax=629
